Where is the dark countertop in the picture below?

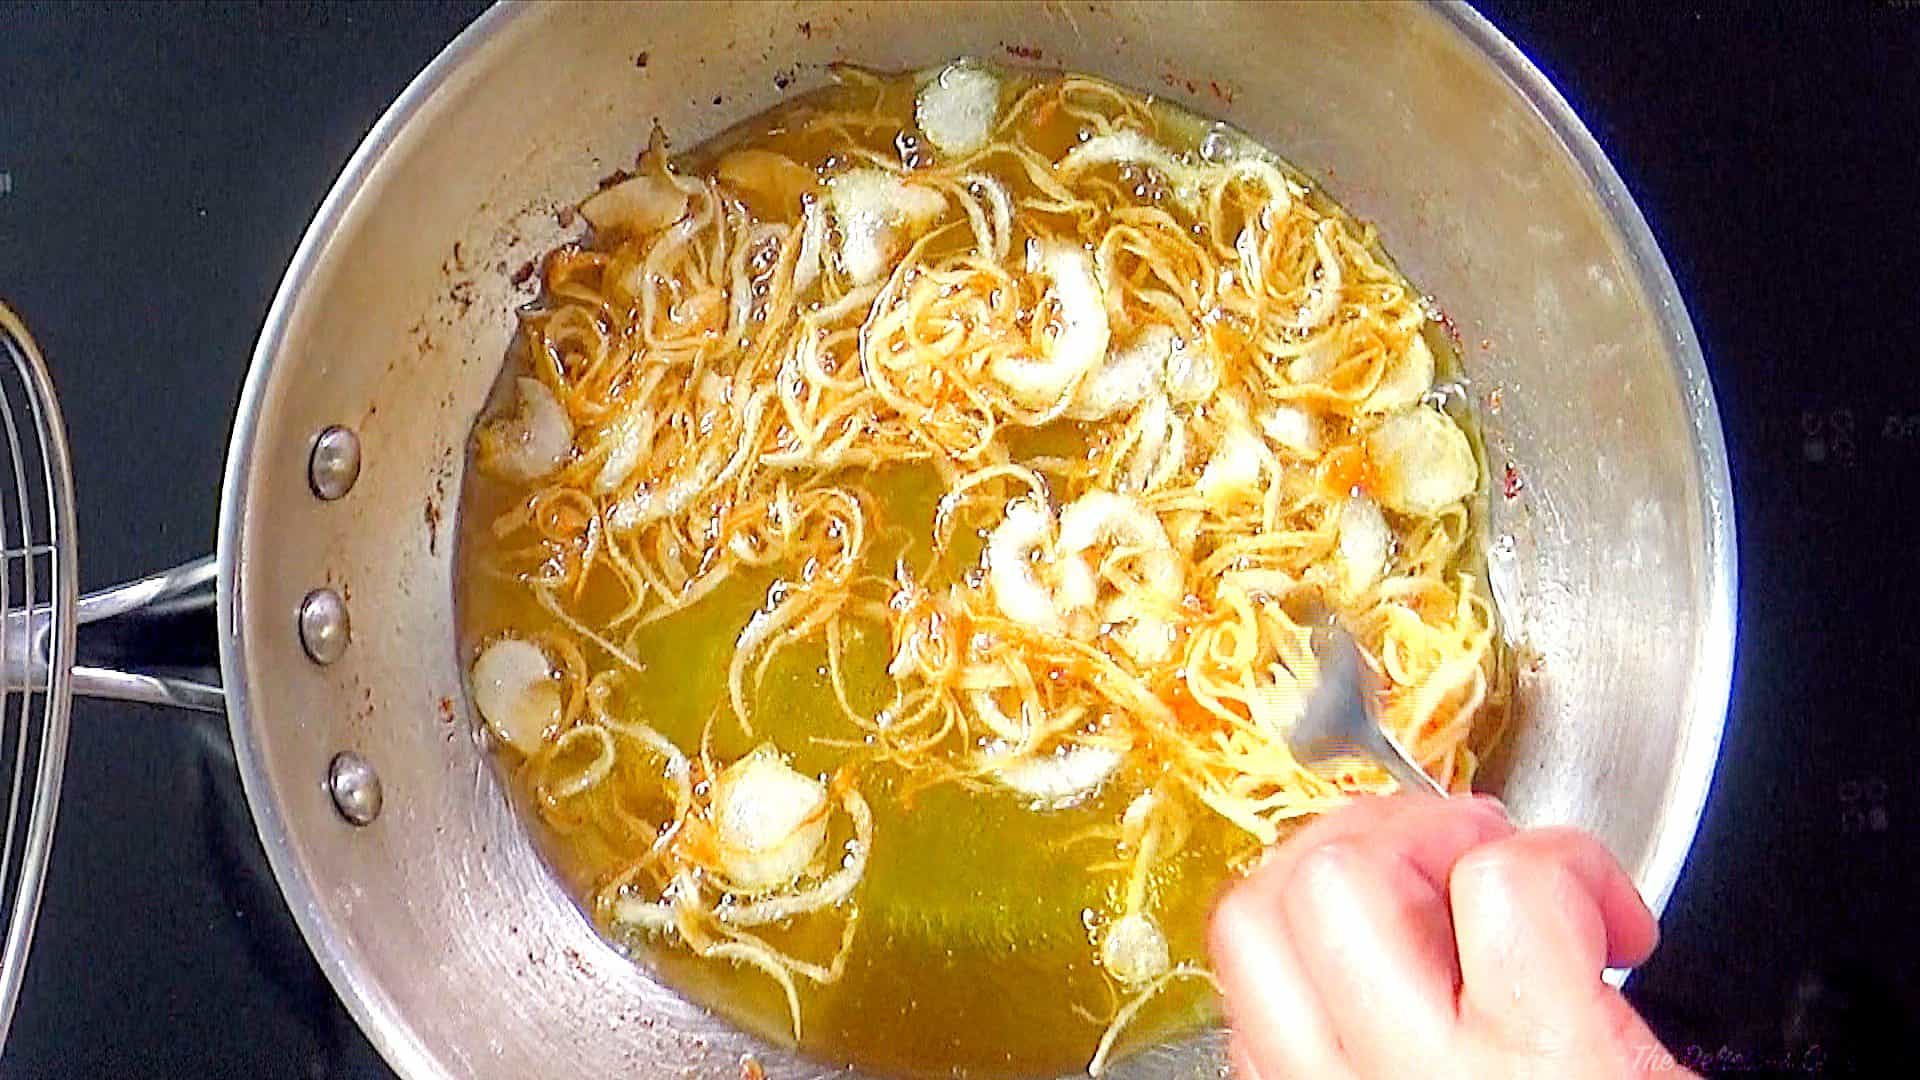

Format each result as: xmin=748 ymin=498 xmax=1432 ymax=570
xmin=1 ymin=3 xmax=1915 ymax=1076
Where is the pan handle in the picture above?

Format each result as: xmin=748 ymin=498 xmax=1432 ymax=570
xmin=2 ymin=557 xmax=223 ymax=713
xmin=1 ymin=303 xmax=223 ymax=714
xmin=71 ymin=557 xmax=223 ymax=712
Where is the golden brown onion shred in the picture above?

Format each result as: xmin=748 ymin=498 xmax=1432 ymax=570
xmin=458 ymin=60 xmax=1509 ymax=1076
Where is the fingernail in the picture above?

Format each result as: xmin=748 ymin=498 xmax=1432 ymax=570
xmin=1468 ymin=793 xmax=1508 ymax=819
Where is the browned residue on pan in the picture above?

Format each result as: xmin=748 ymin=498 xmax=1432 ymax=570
xmin=423 ymin=443 xmax=454 ymax=555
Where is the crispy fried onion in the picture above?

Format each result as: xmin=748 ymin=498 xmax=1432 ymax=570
xmin=472 ymin=62 xmax=1509 ymax=1073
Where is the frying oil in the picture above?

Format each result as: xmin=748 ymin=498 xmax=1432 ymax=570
xmin=457 ymin=63 xmax=1489 ymax=1078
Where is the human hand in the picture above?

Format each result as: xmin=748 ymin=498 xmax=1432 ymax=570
xmin=1208 ymin=794 xmax=1689 ymax=1079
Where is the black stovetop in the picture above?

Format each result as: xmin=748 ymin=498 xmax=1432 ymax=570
xmin=1 ymin=4 xmax=1915 ymax=1077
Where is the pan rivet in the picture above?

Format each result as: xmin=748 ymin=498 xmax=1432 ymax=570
xmin=328 ymin=752 xmax=383 ymax=826
xmin=298 ymin=588 xmax=350 ymax=664
xmin=309 ymin=425 xmax=362 ymax=500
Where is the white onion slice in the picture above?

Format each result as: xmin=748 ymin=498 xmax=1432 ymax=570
xmin=1335 ymin=495 xmax=1391 ymax=598
xmin=1286 ymin=334 xmax=1340 ymax=386
xmin=1106 ymin=605 xmax=1177 ymax=666
xmin=990 ymin=242 xmax=1111 ymax=409
xmin=470 ymin=638 xmax=561 ymax=753
xmin=963 ymin=172 xmax=1013 ymax=259
xmin=1120 ymin=393 xmax=1187 ymax=494
xmin=479 ymin=377 xmax=573 ymax=482
xmin=986 ymin=498 xmax=1064 ymax=632
xmin=1067 ymin=326 xmax=1169 ymax=420
xmin=718 ymin=790 xmax=874 ymax=927
xmin=1162 ymin=334 xmax=1219 ymax=404
xmin=1293 ymin=221 xmax=1345 ymax=331
xmin=1198 ymin=425 xmax=1265 ymax=511
xmin=792 ymin=199 xmax=827 ymax=295
xmin=712 ymin=747 xmax=830 ymax=894
xmin=988 ymin=743 xmax=1125 ymax=807
xmin=825 ymin=168 xmax=946 ymax=285
xmin=915 ymin=62 xmax=1001 ymax=157
xmin=1259 ymin=403 xmax=1321 ymax=460
xmin=1059 ymin=130 xmax=1187 ymax=182
xmin=714 ymin=148 xmax=816 ymax=214
xmin=579 ymin=172 xmax=688 ymax=236
xmin=592 ymin=402 xmax=654 ymax=495
xmin=1361 ymin=332 xmax=1434 ymax=414
xmin=1060 ymin=130 xmax=1300 ymax=217
xmin=1245 ymin=677 xmax=1307 ymax=737
xmin=1101 ymin=912 xmax=1171 ymax=987
xmin=1056 ymin=491 xmax=1181 ymax=599
xmin=1366 ymin=406 xmax=1478 ymax=516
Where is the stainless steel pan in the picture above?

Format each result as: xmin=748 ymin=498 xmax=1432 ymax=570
xmin=9 ymin=3 xmax=1736 ymax=1077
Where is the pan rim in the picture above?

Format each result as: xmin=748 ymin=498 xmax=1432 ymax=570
xmin=216 ymin=4 xmax=522 ymax=1077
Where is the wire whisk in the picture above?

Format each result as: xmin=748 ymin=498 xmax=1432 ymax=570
xmin=0 ymin=303 xmax=77 ymax=1048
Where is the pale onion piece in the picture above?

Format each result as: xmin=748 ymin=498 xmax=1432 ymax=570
xmin=610 ymin=382 xmax=767 ymax=532
xmin=1059 ymin=129 xmax=1186 ymax=180
xmin=610 ymin=897 xmax=677 ymax=934
xmin=990 ymin=243 xmax=1111 ymax=410
xmin=884 ymin=635 xmax=913 ymax=680
xmin=1087 ymin=966 xmax=1219 ymax=1078
xmin=947 ymin=173 xmax=1003 ymax=260
xmin=1120 ymin=393 xmax=1188 ymax=493
xmin=914 ymin=62 xmax=1001 ymax=157
xmin=592 ymin=404 xmax=655 ymax=495
xmin=1059 ymin=131 xmax=1292 ymax=214
xmin=1335 ymin=495 xmax=1392 ymax=598
xmin=608 ymin=445 xmax=720 ymax=532
xmin=579 ymin=172 xmax=689 ymax=236
xmin=715 ymin=147 xmax=816 ymax=214
xmin=718 ymin=789 xmax=874 ymax=928
xmin=1286 ymin=334 xmax=1341 ymax=386
xmin=1245 ymin=677 xmax=1307 ymax=737
xmin=712 ymin=746 xmax=830 ymax=894
xmin=1198 ymin=425 xmax=1265 ymax=511
xmin=1057 ymin=491 xmax=1181 ymax=599
xmin=1234 ymin=224 xmax=1263 ymax=288
xmin=955 ymin=657 xmax=1020 ymax=693
xmin=1294 ymin=220 xmax=1345 ymax=331
xmin=1053 ymin=557 xmax=1099 ymax=628
xmin=963 ymin=172 xmax=1013 ymax=259
xmin=1162 ymin=334 xmax=1219 ymax=405
xmin=1219 ymin=567 xmax=1299 ymax=602
xmin=1067 ymin=325 xmax=1170 ymax=420
xmin=478 ymin=377 xmax=573 ymax=482
xmin=730 ymin=222 xmax=787 ymax=340
xmin=986 ymin=499 xmax=1064 ymax=633
xmin=1259 ymin=403 xmax=1321 ymax=460
xmin=1055 ymin=491 xmax=1181 ymax=656
xmin=1101 ymin=912 xmax=1171 ymax=987
xmin=1366 ymin=406 xmax=1478 ymax=516
xmin=1120 ymin=792 xmax=1159 ymax=843
xmin=1044 ymin=244 xmax=1121 ymax=378
xmin=1108 ymin=609 xmax=1176 ymax=666
xmin=825 ymin=168 xmax=946 ymax=285
xmin=1222 ymin=157 xmax=1298 ymax=218
xmin=793 ymin=199 xmax=827 ymax=295
xmin=1362 ymin=332 xmax=1435 ymax=415
xmin=988 ymin=743 xmax=1125 ymax=806
xmin=470 ymin=638 xmax=561 ymax=753
xmin=967 ymin=688 xmax=1032 ymax=743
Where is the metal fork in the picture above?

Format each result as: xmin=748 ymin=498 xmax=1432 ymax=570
xmin=1288 ymin=625 xmax=1448 ymax=797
